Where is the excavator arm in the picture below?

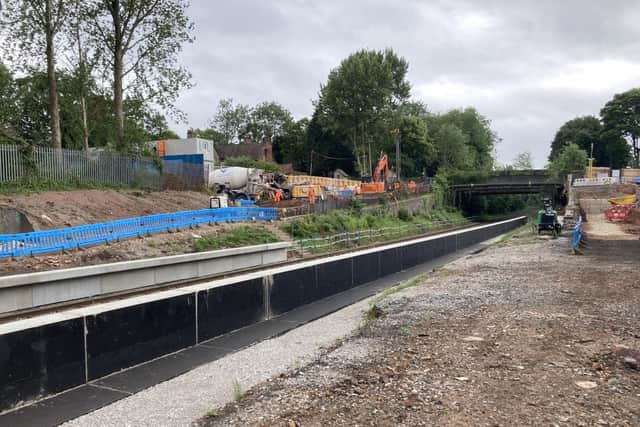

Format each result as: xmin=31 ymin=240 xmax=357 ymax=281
xmin=372 ymin=153 xmax=389 ymax=182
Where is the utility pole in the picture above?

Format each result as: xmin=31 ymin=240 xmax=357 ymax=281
xmin=391 ymin=128 xmax=401 ymax=181
xmin=587 ymin=143 xmax=594 ymax=179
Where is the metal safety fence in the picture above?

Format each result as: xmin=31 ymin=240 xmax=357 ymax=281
xmin=0 ymin=207 xmax=276 ymax=258
xmin=289 ymin=218 xmax=470 ymax=255
xmin=0 ymin=145 xmax=162 ymax=189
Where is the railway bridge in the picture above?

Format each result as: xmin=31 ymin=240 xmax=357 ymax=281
xmin=451 ymin=170 xmax=564 ymax=205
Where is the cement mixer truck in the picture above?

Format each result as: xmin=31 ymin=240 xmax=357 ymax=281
xmin=208 ymin=166 xmax=288 ymax=201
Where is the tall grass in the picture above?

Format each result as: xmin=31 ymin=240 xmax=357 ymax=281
xmin=193 ymin=225 xmax=279 ymax=252
xmin=282 ymin=208 xmax=466 ymax=240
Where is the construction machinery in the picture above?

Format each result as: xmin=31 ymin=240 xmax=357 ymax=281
xmin=361 ymin=152 xmax=394 ymax=194
xmin=536 ymin=198 xmax=562 ymax=236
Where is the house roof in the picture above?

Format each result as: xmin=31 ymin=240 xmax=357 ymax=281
xmin=216 ymin=143 xmax=269 ymax=160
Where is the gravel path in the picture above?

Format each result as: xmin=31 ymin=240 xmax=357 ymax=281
xmin=198 ymin=233 xmax=640 ymax=426
xmin=63 ymin=297 xmax=372 ymax=427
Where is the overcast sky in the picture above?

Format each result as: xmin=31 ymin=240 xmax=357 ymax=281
xmin=171 ymin=0 xmax=640 ymax=168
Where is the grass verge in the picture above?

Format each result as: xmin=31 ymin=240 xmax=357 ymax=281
xmin=193 ymin=225 xmax=279 ymax=252
xmin=283 ymin=208 xmax=467 ymax=253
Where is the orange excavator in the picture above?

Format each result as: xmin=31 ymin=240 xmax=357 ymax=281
xmin=361 ymin=153 xmax=392 ymax=194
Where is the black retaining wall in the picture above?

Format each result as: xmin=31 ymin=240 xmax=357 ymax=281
xmin=0 ymin=217 xmax=526 ymax=413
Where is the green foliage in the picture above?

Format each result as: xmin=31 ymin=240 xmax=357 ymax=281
xmin=432 ymin=123 xmax=471 ymax=171
xmin=232 ymin=380 xmax=244 ymax=401
xmin=397 ymin=207 xmax=411 ymax=221
xmin=316 ymin=48 xmax=410 ymax=174
xmin=281 ymin=207 xmax=465 ymax=241
xmin=548 ymin=142 xmax=588 ymax=177
xmin=427 ymin=108 xmax=495 ymax=172
xmin=222 ymin=156 xmax=281 ymax=172
xmin=89 ymin=0 xmax=194 ymax=150
xmin=209 ymin=98 xmax=252 ymax=144
xmin=549 ymin=115 xmax=628 ymax=168
xmin=272 ymin=118 xmax=309 ymax=169
xmin=511 ymin=152 xmax=534 ymax=170
xmin=245 ymin=101 xmax=293 ymax=141
xmin=189 ymin=127 xmax=226 ymax=145
xmin=192 ymin=226 xmax=279 ymax=252
xmin=390 ymin=116 xmax=433 ymax=177
xmin=461 ymin=193 xmax=539 ymax=217
xmin=431 ymin=173 xmax=451 ymax=209
xmin=600 ymin=88 xmax=640 ymax=167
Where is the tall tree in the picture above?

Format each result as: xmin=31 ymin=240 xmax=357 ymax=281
xmin=316 ymin=48 xmax=411 ymax=175
xmin=512 ymin=151 xmax=534 ymax=169
xmin=246 ymin=101 xmax=293 ymax=142
xmin=433 ymin=123 xmax=471 ymax=171
xmin=0 ymin=63 xmax=18 ymax=143
xmin=389 ymin=116 xmax=433 ymax=177
xmin=435 ymin=108 xmax=495 ymax=170
xmin=1 ymin=0 xmax=68 ymax=149
xmin=548 ymin=142 xmax=587 ymax=177
xmin=89 ymin=0 xmax=194 ymax=151
xmin=549 ymin=116 xmax=602 ymax=161
xmin=273 ymin=118 xmax=309 ymax=168
xmin=601 ymin=88 xmax=640 ymax=167
xmin=209 ymin=98 xmax=251 ymax=144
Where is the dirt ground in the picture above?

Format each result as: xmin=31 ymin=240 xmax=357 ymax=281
xmin=0 ymin=189 xmax=212 ymax=230
xmin=198 ymin=231 xmax=640 ymax=426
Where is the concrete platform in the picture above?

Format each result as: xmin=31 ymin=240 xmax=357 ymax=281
xmin=0 ymin=242 xmax=290 ymax=314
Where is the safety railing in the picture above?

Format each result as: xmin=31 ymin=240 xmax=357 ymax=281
xmin=289 ymin=218 xmax=469 ymax=255
xmin=0 ymin=207 xmax=276 ymax=258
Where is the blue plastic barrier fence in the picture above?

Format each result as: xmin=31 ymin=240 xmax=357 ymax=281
xmin=572 ymin=215 xmax=583 ymax=253
xmin=0 ymin=207 xmax=276 ymax=259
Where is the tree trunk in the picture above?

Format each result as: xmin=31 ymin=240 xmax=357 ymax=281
xmin=81 ymin=95 xmax=89 ymax=152
xmin=352 ymin=126 xmax=362 ymax=176
xmin=112 ymin=0 xmax=125 ymax=151
xmin=45 ymin=0 xmax=62 ymax=150
xmin=75 ymin=7 xmax=89 ymax=153
xmin=634 ymin=136 xmax=639 ymax=168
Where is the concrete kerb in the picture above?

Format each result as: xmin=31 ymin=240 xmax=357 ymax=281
xmin=0 ymin=242 xmax=291 ymax=314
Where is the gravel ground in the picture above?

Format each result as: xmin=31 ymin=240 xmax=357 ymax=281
xmin=62 ymin=297 xmax=373 ymax=427
xmin=197 ymin=231 xmax=640 ymax=426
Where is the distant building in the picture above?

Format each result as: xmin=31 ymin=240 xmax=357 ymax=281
xmin=147 ymin=138 xmax=219 ymax=185
xmin=148 ymin=138 xmax=219 ymax=163
xmin=216 ymin=134 xmax=274 ymax=163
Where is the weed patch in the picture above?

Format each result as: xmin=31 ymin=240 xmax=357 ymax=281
xmin=193 ymin=226 xmax=279 ymax=252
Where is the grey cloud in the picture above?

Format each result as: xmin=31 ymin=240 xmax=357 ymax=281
xmin=172 ymin=0 xmax=640 ymax=167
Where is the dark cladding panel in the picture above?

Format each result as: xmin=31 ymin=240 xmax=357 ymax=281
xmin=443 ymin=235 xmax=457 ymax=255
xmin=86 ymin=294 xmax=196 ymax=380
xmin=421 ymin=240 xmax=435 ymax=263
xmin=197 ymin=279 xmax=265 ymax=342
xmin=353 ymin=252 xmax=380 ymax=286
xmin=316 ymin=259 xmax=353 ymax=298
xmin=270 ymin=266 xmax=316 ymax=316
xmin=0 ymin=319 xmax=85 ymax=412
xmin=432 ymin=236 xmax=446 ymax=258
xmin=380 ymin=247 xmax=402 ymax=276
xmin=401 ymin=241 xmax=423 ymax=270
